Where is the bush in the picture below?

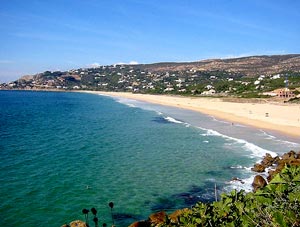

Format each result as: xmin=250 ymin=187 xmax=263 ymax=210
xmin=156 ymin=165 xmax=300 ymax=227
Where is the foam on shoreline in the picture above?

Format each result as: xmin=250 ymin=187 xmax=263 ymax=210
xmin=82 ymin=91 xmax=300 ymax=138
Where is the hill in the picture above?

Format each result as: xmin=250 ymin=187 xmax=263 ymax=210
xmin=1 ymin=54 xmax=300 ymax=98
xmin=138 ymin=54 xmax=300 ymax=76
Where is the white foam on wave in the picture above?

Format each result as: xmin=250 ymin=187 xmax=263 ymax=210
xmin=200 ymin=129 xmax=225 ymax=137
xmin=198 ymin=127 xmax=277 ymax=158
xmin=210 ymin=116 xmax=231 ymax=125
xmin=259 ymin=130 xmax=300 ymax=147
xmin=164 ymin=116 xmax=183 ymax=124
xmin=230 ymin=165 xmax=245 ymax=169
xmin=124 ymin=103 xmax=137 ymax=108
xmin=210 ymin=116 xmax=247 ymax=128
xmin=225 ymin=174 xmax=256 ymax=193
xmin=259 ymin=130 xmax=276 ymax=139
xmin=115 ymin=98 xmax=138 ymax=108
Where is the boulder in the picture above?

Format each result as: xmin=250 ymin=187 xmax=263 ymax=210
xmin=149 ymin=211 xmax=166 ymax=225
xmin=267 ymin=169 xmax=281 ymax=182
xmin=69 ymin=220 xmax=87 ymax=227
xmin=251 ymin=163 xmax=265 ymax=172
xmin=169 ymin=208 xmax=189 ymax=222
xmin=128 ymin=221 xmax=151 ymax=227
xmin=261 ymin=153 xmax=277 ymax=167
xmin=290 ymin=159 xmax=300 ymax=166
xmin=282 ymin=150 xmax=296 ymax=160
xmin=252 ymin=175 xmax=267 ymax=192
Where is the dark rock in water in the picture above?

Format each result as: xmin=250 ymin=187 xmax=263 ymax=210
xmin=151 ymin=116 xmax=172 ymax=124
xmin=188 ymin=185 xmax=204 ymax=194
xmin=252 ymin=175 xmax=267 ymax=192
xmin=173 ymin=183 xmax=217 ymax=206
xmin=174 ymin=192 xmax=201 ymax=206
xmin=151 ymin=197 xmax=176 ymax=212
xmin=231 ymin=177 xmax=245 ymax=184
xmin=112 ymin=212 xmax=141 ymax=221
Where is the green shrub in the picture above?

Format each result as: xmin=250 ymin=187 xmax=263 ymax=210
xmin=157 ymin=165 xmax=300 ymax=227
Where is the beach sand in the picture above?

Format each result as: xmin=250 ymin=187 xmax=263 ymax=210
xmin=81 ymin=91 xmax=300 ymax=137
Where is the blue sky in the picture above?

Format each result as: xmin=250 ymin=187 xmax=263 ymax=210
xmin=1 ymin=0 xmax=299 ymax=82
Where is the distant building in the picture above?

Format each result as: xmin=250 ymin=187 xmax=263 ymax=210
xmin=273 ymin=88 xmax=295 ymax=98
xmin=202 ymin=89 xmax=216 ymax=95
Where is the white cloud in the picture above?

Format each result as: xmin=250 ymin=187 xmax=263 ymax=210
xmin=129 ymin=61 xmax=138 ymax=65
xmin=88 ymin=62 xmax=101 ymax=68
xmin=115 ymin=61 xmax=139 ymax=65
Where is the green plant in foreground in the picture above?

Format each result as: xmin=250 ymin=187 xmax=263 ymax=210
xmin=156 ymin=165 xmax=300 ymax=227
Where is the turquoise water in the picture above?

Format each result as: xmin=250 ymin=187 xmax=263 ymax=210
xmin=0 ymin=91 xmax=299 ymax=226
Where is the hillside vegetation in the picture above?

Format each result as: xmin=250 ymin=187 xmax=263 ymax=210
xmin=2 ymin=54 xmax=300 ymax=98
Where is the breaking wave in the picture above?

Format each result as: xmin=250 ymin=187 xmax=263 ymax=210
xmin=199 ymin=128 xmax=277 ymax=158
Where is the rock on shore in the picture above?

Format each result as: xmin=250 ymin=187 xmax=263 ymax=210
xmin=251 ymin=150 xmax=300 ymax=191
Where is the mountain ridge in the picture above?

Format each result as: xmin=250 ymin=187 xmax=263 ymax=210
xmin=135 ymin=54 xmax=300 ymax=76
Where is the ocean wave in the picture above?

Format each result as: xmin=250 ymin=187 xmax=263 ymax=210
xmin=230 ymin=165 xmax=245 ymax=169
xmin=198 ymin=127 xmax=277 ymax=158
xmin=124 ymin=103 xmax=137 ymax=108
xmin=259 ymin=130 xmax=300 ymax=147
xmin=225 ymin=174 xmax=255 ymax=193
xmin=164 ymin=116 xmax=184 ymax=124
xmin=210 ymin=116 xmax=231 ymax=125
xmin=115 ymin=98 xmax=138 ymax=108
xmin=259 ymin=130 xmax=276 ymax=139
xmin=210 ymin=116 xmax=246 ymax=127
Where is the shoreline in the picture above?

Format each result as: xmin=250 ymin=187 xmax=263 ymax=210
xmin=2 ymin=89 xmax=299 ymax=137
xmin=80 ymin=91 xmax=300 ymax=138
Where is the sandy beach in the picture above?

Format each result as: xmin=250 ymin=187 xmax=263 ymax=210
xmin=81 ymin=91 xmax=300 ymax=137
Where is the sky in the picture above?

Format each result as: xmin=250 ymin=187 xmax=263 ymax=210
xmin=0 ymin=0 xmax=299 ymax=83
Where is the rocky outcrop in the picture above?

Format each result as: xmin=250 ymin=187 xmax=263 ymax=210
xmin=128 ymin=209 xmax=190 ymax=227
xmin=251 ymin=163 xmax=266 ymax=172
xmin=61 ymin=220 xmax=88 ymax=227
xmin=252 ymin=175 xmax=267 ymax=192
xmin=251 ymin=150 xmax=300 ymax=191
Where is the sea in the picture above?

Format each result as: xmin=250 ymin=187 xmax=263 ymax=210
xmin=0 ymin=90 xmax=299 ymax=227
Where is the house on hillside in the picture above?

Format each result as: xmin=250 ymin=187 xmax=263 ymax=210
xmin=202 ymin=89 xmax=216 ymax=95
xmin=273 ymin=88 xmax=295 ymax=98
